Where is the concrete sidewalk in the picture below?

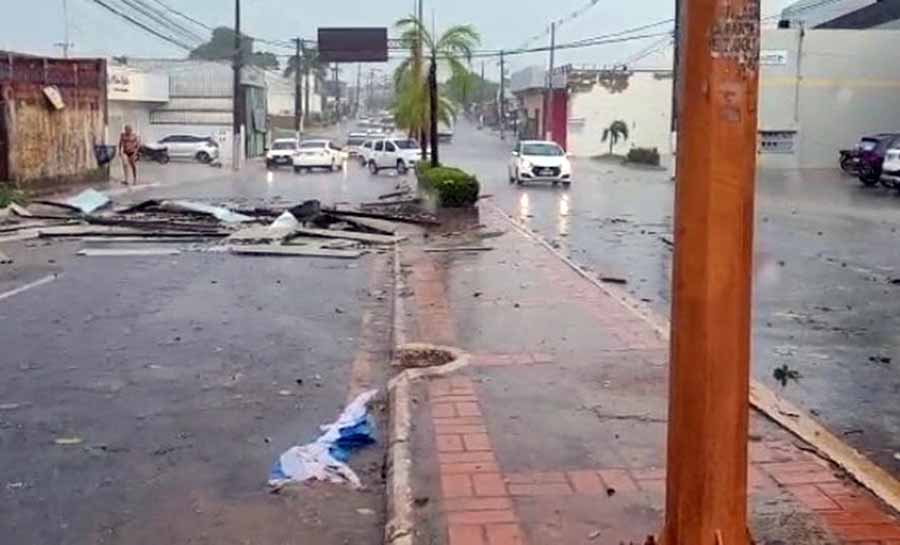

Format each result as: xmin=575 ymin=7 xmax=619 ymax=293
xmin=396 ymin=203 xmax=900 ymax=545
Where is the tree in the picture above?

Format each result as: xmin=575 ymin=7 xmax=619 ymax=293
xmin=189 ymin=26 xmax=279 ymax=70
xmin=602 ymin=120 xmax=630 ymax=155
xmin=446 ymin=70 xmax=498 ymax=113
xmin=393 ymin=15 xmax=480 ymax=166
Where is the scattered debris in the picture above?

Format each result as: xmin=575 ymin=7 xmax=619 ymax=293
xmin=659 ymin=236 xmax=674 ymax=248
xmin=6 ymin=482 xmax=25 ymax=490
xmin=229 ymin=245 xmax=362 ymax=259
xmin=378 ymin=189 xmax=412 ymax=200
xmin=77 ymin=248 xmax=181 ymax=257
xmin=324 ymin=207 xmax=439 ymax=226
xmin=160 ymin=200 xmax=254 ymax=224
xmin=268 ymin=389 xmax=378 ymax=489
xmin=0 ymin=248 xmax=11 ymax=264
xmin=292 ymin=227 xmax=403 ymax=245
xmin=0 ymin=403 xmax=22 ymax=411
xmin=600 ymin=277 xmax=628 ymax=285
xmin=54 ymin=437 xmax=84 ymax=446
xmin=589 ymin=530 xmax=602 ymax=540
xmin=356 ymin=508 xmax=376 ymax=516
xmin=773 ymin=364 xmax=801 ymax=387
xmin=424 ymin=246 xmax=493 ymax=253
xmin=66 ymin=188 xmax=111 ymax=214
xmin=289 ymin=200 xmax=322 ymax=221
xmin=9 ymin=203 xmax=32 ymax=217
xmin=606 ymin=487 xmax=616 ymax=497
xmin=868 ymin=355 xmax=892 ymax=365
xmin=360 ymin=198 xmax=422 ymax=208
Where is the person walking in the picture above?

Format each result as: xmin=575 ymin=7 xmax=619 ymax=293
xmin=117 ymin=125 xmax=140 ymax=185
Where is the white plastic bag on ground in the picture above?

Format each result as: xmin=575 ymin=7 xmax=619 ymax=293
xmin=268 ymin=389 xmax=378 ymax=489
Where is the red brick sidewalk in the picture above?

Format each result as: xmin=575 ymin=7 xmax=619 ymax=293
xmin=398 ymin=205 xmax=900 ymax=545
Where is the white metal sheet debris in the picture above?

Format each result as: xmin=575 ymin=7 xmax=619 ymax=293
xmin=228 ymin=245 xmax=362 ymax=259
xmin=163 ymin=201 xmax=254 ymax=224
xmin=66 ymin=189 xmax=111 ymax=214
xmin=77 ymin=248 xmax=182 ymax=257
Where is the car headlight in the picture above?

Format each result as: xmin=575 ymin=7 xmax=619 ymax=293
xmin=521 ymin=160 xmax=533 ymax=170
xmin=562 ymin=160 xmax=572 ymax=173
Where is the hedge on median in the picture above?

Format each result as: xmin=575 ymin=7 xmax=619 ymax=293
xmin=416 ymin=163 xmax=480 ymax=208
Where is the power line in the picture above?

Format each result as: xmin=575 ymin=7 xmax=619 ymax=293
xmin=147 ymin=0 xmax=212 ymax=30
xmin=117 ymin=0 xmax=205 ymax=44
xmin=83 ymin=0 xmax=194 ymax=50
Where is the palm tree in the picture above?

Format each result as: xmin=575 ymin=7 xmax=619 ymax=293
xmin=602 ymin=120 xmax=630 ymax=156
xmin=283 ymin=47 xmax=328 ymax=124
xmin=393 ymin=15 xmax=480 ymax=166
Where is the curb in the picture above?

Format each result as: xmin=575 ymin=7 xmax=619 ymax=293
xmin=385 ymin=242 xmax=473 ymax=545
xmin=486 ymin=200 xmax=900 ymax=513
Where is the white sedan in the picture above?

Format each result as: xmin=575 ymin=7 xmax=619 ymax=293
xmin=508 ymin=140 xmax=572 ymax=187
xmin=292 ymin=139 xmax=346 ymax=173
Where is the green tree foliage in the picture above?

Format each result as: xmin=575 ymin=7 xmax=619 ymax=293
xmin=392 ymin=15 xmax=480 ymax=159
xmin=189 ymin=27 xmax=279 ymax=70
xmin=445 ymin=71 xmax=498 ymax=111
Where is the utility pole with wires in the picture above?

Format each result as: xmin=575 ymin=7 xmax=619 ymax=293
xmin=333 ymin=64 xmax=340 ymax=123
xmin=293 ymin=38 xmax=303 ymax=141
xmin=661 ymin=0 xmax=761 ymax=543
xmin=355 ymin=63 xmax=362 ymax=118
xmin=231 ymin=0 xmax=243 ymax=171
xmin=545 ymin=21 xmax=557 ymax=140
xmin=55 ymin=0 xmax=74 ymax=58
xmin=499 ymin=50 xmax=506 ymax=141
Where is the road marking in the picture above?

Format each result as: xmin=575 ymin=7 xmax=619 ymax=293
xmin=0 ymin=274 xmax=59 ymax=302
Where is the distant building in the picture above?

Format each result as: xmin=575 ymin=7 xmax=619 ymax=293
xmin=779 ymin=0 xmax=900 ymax=29
xmin=264 ymin=70 xmax=323 ymax=137
xmin=107 ymin=65 xmax=169 ymax=141
xmin=0 ymin=51 xmax=107 ymax=190
xmin=110 ymin=58 xmax=268 ymax=159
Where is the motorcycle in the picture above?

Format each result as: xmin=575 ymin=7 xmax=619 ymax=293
xmin=839 ymin=148 xmax=859 ymax=174
xmin=138 ymin=144 xmax=170 ymax=164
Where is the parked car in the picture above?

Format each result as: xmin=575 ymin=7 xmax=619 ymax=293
xmin=292 ymin=139 xmax=345 ymax=173
xmin=508 ymin=140 xmax=572 ymax=187
xmin=346 ymin=132 xmax=368 ymax=157
xmin=266 ymin=138 xmax=299 ymax=168
xmin=366 ymin=137 xmax=423 ymax=175
xmin=857 ymin=133 xmax=900 ymax=186
xmin=879 ymin=147 xmax=900 ymax=188
xmin=155 ymin=134 xmax=219 ymax=163
xmin=438 ymin=122 xmax=455 ymax=143
xmin=359 ymin=139 xmax=375 ymax=166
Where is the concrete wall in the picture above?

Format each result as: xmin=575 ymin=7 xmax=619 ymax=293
xmin=758 ymin=29 xmax=900 ymax=168
xmin=567 ymin=71 xmax=673 ymax=160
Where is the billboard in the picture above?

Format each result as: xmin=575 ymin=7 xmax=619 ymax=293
xmin=318 ymin=28 xmax=388 ymax=63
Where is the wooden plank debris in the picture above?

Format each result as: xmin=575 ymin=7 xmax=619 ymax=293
xmin=324 ymin=208 xmax=439 ymax=226
xmin=79 ymin=236 xmax=215 ymax=244
xmin=77 ymin=248 xmax=182 ymax=257
xmin=291 ymin=227 xmax=403 ymax=245
xmin=228 ymin=245 xmax=362 ymax=259
xmin=360 ymin=198 xmax=421 ymax=209
xmin=424 ymin=246 xmax=493 ymax=253
xmin=9 ymin=203 xmax=33 ymax=217
xmin=341 ymin=217 xmax=399 ymax=235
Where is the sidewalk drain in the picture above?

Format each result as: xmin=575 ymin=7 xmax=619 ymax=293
xmin=394 ymin=343 xmax=459 ymax=369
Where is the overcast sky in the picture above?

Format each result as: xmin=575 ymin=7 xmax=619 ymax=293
xmin=2 ymin=0 xmax=796 ymax=75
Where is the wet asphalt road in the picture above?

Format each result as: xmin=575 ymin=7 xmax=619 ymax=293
xmin=0 ymin=153 xmax=402 ymax=545
xmin=444 ymin=122 xmax=900 ymax=477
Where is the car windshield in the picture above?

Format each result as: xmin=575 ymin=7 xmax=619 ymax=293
xmin=522 ymin=143 xmax=564 ymax=156
xmin=301 ymin=141 xmax=327 ymax=149
xmin=860 ymin=139 xmax=879 ymax=151
xmin=272 ymin=142 xmax=296 ymax=150
xmin=394 ymin=139 xmax=419 ymax=150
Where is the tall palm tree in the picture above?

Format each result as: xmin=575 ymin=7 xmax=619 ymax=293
xmin=284 ymin=47 xmax=328 ymax=123
xmin=602 ymin=120 xmax=630 ymax=156
xmin=393 ymin=15 xmax=480 ymax=166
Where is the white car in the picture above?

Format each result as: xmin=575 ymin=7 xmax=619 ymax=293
xmin=881 ymin=148 xmax=900 ymax=188
xmin=358 ymin=139 xmax=375 ymax=166
xmin=366 ymin=137 xmax=423 ymax=175
xmin=508 ymin=140 xmax=572 ymax=186
xmin=155 ymin=134 xmax=220 ymax=163
xmin=292 ymin=139 xmax=345 ymax=173
xmin=346 ymin=133 xmax=368 ymax=157
xmin=266 ymin=138 xmax=299 ymax=168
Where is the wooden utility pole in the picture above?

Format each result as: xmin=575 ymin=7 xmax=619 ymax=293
xmin=231 ymin=0 xmax=242 ymax=171
xmin=545 ymin=21 xmax=556 ymax=140
xmin=499 ymin=50 xmax=506 ymax=141
xmin=662 ymin=0 xmax=760 ymax=543
xmin=293 ymin=38 xmax=303 ymax=140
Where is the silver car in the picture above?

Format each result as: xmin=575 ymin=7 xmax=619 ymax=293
xmin=155 ymin=134 xmax=220 ymax=163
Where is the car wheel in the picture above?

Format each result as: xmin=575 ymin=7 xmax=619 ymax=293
xmin=369 ymin=160 xmax=379 ymax=174
xmin=159 ymin=153 xmax=170 ymax=165
xmin=515 ymin=170 xmax=523 ymax=185
xmin=859 ymin=166 xmax=880 ymax=186
xmin=330 ymin=159 xmax=337 ymax=172
xmin=196 ymin=151 xmax=211 ymax=164
xmin=563 ymin=181 xmax=572 ymax=188
xmin=397 ymin=160 xmax=408 ymax=175
xmin=293 ymin=166 xmax=302 ymax=174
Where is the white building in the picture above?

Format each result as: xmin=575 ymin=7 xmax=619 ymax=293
xmin=106 ymin=66 xmax=169 ymax=141
xmin=265 ymin=70 xmax=322 ymax=119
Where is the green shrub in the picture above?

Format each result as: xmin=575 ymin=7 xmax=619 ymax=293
xmin=0 ymin=184 xmax=25 ymax=209
xmin=626 ymin=147 xmax=661 ymax=166
xmin=417 ymin=163 xmax=480 ymax=208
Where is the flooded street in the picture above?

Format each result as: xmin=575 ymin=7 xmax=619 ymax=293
xmin=446 ymin=122 xmax=900 ymax=476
